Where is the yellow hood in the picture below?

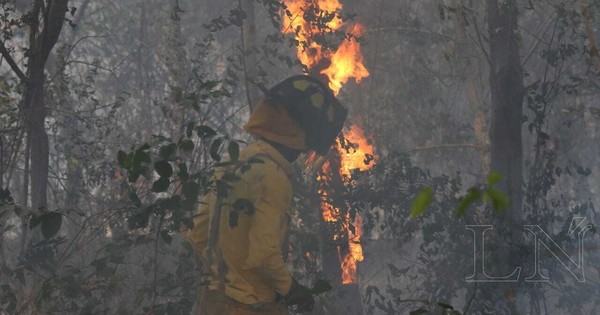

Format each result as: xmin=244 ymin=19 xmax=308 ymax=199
xmin=243 ymin=99 xmax=307 ymax=151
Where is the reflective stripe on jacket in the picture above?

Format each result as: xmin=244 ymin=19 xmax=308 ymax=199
xmin=186 ymin=140 xmax=294 ymax=305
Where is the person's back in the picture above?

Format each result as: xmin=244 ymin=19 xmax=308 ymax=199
xmin=187 ymin=140 xmax=294 ymax=313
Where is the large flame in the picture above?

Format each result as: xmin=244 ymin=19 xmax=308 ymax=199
xmin=283 ymin=0 xmax=372 ymax=286
xmin=316 ymin=124 xmax=376 ymax=284
xmin=281 ymin=0 xmax=343 ymax=68
xmin=321 ymin=24 xmax=370 ymax=95
xmin=281 ymin=0 xmax=369 ymax=94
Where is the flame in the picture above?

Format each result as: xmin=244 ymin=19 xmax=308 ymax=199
xmin=283 ymin=0 xmax=373 ymax=286
xmin=321 ymin=24 xmax=370 ymax=95
xmin=281 ymin=0 xmax=344 ymax=68
xmin=315 ymin=124 xmax=376 ymax=284
xmin=281 ymin=0 xmax=369 ymax=94
xmin=337 ymin=124 xmax=377 ymax=177
xmin=341 ymin=211 xmax=364 ymax=284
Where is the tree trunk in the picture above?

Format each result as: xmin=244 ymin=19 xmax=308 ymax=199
xmin=485 ymin=0 xmax=525 ymax=312
xmin=55 ymin=0 xmax=92 ymax=211
xmin=307 ymin=64 xmax=365 ymax=315
xmin=453 ymin=2 xmax=490 ymax=175
xmin=316 ymin=153 xmax=365 ymax=315
xmin=487 ymin=0 xmax=524 ymax=233
xmin=160 ymin=0 xmax=188 ymax=140
xmin=239 ymin=0 xmax=261 ymax=111
xmin=18 ymin=0 xmax=69 ymax=255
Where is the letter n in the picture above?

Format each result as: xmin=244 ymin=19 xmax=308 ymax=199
xmin=524 ymin=218 xmax=592 ymax=283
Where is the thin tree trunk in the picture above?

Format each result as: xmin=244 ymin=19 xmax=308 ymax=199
xmin=317 ymin=153 xmax=365 ymax=315
xmin=485 ymin=0 xmax=525 ymax=312
xmin=18 ymin=0 xmax=69 ymax=259
xmin=580 ymin=0 xmax=600 ymax=73
xmin=161 ymin=0 xmax=187 ymax=140
xmin=239 ymin=0 xmax=261 ymax=111
xmin=138 ymin=0 xmax=152 ymax=127
xmin=19 ymin=138 xmax=29 ymax=258
xmin=307 ymin=64 xmax=365 ymax=315
xmin=487 ymin=0 xmax=524 ymax=230
xmin=23 ymin=0 xmax=69 ymax=210
xmin=63 ymin=0 xmax=91 ymax=211
xmin=453 ymin=2 xmax=490 ymax=175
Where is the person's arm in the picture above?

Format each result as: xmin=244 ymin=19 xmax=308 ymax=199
xmin=244 ymin=168 xmax=293 ymax=295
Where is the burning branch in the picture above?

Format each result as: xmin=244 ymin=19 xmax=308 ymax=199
xmin=281 ymin=0 xmax=369 ymax=95
xmin=281 ymin=0 xmax=374 ymax=285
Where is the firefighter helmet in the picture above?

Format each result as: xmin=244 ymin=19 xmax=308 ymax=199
xmin=266 ymin=75 xmax=347 ymax=155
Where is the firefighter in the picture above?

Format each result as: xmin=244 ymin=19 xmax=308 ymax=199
xmin=186 ymin=75 xmax=347 ymax=315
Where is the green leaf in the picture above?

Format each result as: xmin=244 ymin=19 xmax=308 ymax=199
xmin=183 ymin=181 xmax=200 ymax=201
xmin=128 ymin=168 xmax=141 ymax=183
xmin=438 ymin=4 xmax=445 ymax=21
xmin=487 ymin=172 xmax=502 ymax=186
xmin=454 ymin=188 xmax=482 ymax=219
xmin=128 ymin=207 xmax=151 ymax=229
xmin=180 ymin=139 xmax=194 ymax=152
xmin=410 ymin=187 xmax=433 ymax=218
xmin=130 ymin=190 xmax=142 ymax=207
xmin=178 ymin=163 xmax=189 ymax=181
xmin=160 ymin=230 xmax=172 ymax=245
xmin=0 ymin=208 xmax=9 ymax=220
xmin=240 ymin=164 xmax=251 ymax=173
xmin=247 ymin=156 xmax=264 ymax=164
xmin=159 ymin=143 xmax=177 ymax=159
xmin=409 ymin=309 xmax=429 ymax=315
xmin=232 ymin=198 xmax=254 ymax=215
xmin=117 ymin=151 xmax=128 ymax=168
xmin=487 ymin=188 xmax=509 ymax=212
xmin=228 ymin=141 xmax=240 ymax=162
xmin=210 ymin=138 xmax=223 ymax=161
xmin=199 ymin=80 xmax=220 ymax=91
xmin=40 ymin=212 xmax=62 ymax=239
xmin=154 ymin=160 xmax=173 ymax=178
xmin=30 ymin=214 xmax=42 ymax=229
xmin=186 ymin=122 xmax=194 ymax=138
xmin=171 ymin=86 xmax=183 ymax=102
xmin=311 ymin=279 xmax=333 ymax=295
xmin=152 ymin=177 xmax=170 ymax=192
xmin=159 ymin=196 xmax=180 ymax=211
xmin=216 ymin=180 xmax=231 ymax=199
xmin=228 ymin=210 xmax=240 ymax=228
xmin=437 ymin=302 xmax=454 ymax=310
xmin=181 ymin=218 xmax=194 ymax=229
xmin=196 ymin=125 xmax=217 ymax=139
xmin=222 ymin=172 xmax=241 ymax=182
xmin=133 ymin=150 xmax=151 ymax=168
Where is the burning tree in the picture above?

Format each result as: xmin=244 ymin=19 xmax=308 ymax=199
xmin=280 ymin=1 xmax=375 ymax=313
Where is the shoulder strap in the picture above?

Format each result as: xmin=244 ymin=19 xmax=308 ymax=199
xmin=205 ymin=152 xmax=278 ymax=293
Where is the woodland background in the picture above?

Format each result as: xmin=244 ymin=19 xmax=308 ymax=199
xmin=0 ymin=0 xmax=599 ymax=314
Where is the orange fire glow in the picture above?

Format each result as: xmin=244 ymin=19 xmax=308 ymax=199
xmin=281 ymin=0 xmax=369 ymax=94
xmin=321 ymin=24 xmax=370 ymax=95
xmin=337 ymin=124 xmax=377 ymax=177
xmin=281 ymin=0 xmax=343 ymax=68
xmin=315 ymin=124 xmax=376 ymax=284
xmin=341 ymin=210 xmax=364 ymax=284
xmin=283 ymin=0 xmax=373 ymax=286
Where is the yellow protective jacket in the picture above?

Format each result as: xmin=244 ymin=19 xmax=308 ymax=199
xmin=186 ymin=140 xmax=294 ymax=305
